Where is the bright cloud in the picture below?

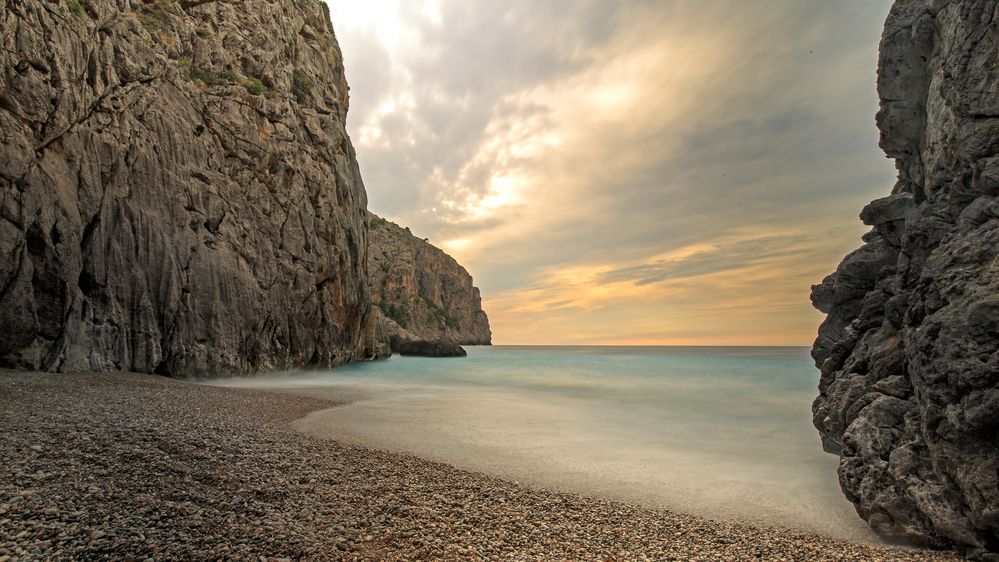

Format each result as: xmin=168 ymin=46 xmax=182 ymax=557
xmin=327 ymin=0 xmax=896 ymax=345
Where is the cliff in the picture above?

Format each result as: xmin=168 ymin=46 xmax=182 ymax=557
xmin=0 ymin=0 xmax=375 ymax=375
xmin=367 ymin=213 xmax=491 ymax=352
xmin=811 ymin=0 xmax=999 ymax=556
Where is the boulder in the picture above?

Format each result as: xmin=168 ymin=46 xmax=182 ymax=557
xmin=812 ymin=1 xmax=999 ymax=556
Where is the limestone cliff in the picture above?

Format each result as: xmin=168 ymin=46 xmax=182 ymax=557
xmin=367 ymin=213 xmax=491 ymax=351
xmin=0 ymin=0 xmax=373 ymax=375
xmin=811 ymin=0 xmax=999 ymax=556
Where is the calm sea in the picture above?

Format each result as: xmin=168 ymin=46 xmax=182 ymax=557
xmin=208 ymin=346 xmax=875 ymax=542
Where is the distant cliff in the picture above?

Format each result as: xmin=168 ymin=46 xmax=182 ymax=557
xmin=811 ymin=0 xmax=998 ymax=556
xmin=0 ymin=0 xmax=374 ymax=375
xmin=367 ymin=213 xmax=491 ymax=351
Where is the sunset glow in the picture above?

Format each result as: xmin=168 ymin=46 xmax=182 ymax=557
xmin=328 ymin=0 xmax=896 ymax=345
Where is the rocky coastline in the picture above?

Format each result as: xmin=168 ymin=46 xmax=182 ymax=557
xmin=0 ymin=0 xmax=490 ymax=372
xmin=0 ymin=0 xmax=372 ymax=375
xmin=367 ymin=213 xmax=491 ymax=357
xmin=811 ymin=1 xmax=999 ymax=557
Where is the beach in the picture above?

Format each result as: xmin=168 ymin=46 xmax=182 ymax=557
xmin=208 ymin=346 xmax=882 ymax=543
xmin=0 ymin=370 xmax=957 ymax=561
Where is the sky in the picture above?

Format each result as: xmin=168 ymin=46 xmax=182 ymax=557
xmin=324 ymin=0 xmax=897 ymax=345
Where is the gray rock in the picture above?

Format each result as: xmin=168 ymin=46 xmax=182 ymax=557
xmin=812 ymin=0 xmax=999 ymax=556
xmin=0 ymin=0 xmax=373 ymax=376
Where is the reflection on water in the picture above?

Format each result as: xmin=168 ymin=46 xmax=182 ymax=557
xmin=206 ymin=346 xmax=875 ymax=542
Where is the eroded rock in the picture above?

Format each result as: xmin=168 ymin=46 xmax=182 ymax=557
xmin=0 ymin=0 xmax=372 ymax=376
xmin=812 ymin=0 xmax=999 ymax=555
xmin=367 ymin=213 xmax=491 ymax=355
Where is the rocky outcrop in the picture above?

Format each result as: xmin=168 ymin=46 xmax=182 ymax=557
xmin=0 ymin=0 xmax=373 ymax=376
xmin=391 ymin=337 xmax=467 ymax=358
xmin=811 ymin=1 xmax=999 ymax=556
xmin=367 ymin=213 xmax=491 ymax=353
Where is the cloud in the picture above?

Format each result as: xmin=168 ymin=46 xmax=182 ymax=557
xmin=328 ymin=0 xmax=896 ymax=344
xmin=597 ymin=236 xmax=815 ymax=286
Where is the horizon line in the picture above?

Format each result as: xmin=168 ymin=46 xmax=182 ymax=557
xmin=478 ymin=343 xmax=812 ymax=348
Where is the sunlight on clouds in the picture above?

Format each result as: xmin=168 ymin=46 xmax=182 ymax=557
xmin=329 ymin=0 xmax=431 ymax=55
xmin=329 ymin=0 xmax=896 ymax=345
xmin=440 ymin=237 xmax=472 ymax=253
xmin=431 ymin=27 xmax=736 ymax=267
xmin=421 ymin=0 xmax=443 ymax=27
xmin=329 ymin=0 xmax=401 ymax=50
xmin=484 ymin=231 xmax=833 ymax=345
xmin=475 ymin=175 xmax=519 ymax=215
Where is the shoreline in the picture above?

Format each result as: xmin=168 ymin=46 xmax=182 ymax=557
xmin=259 ymin=381 xmax=876 ymax=545
xmin=0 ymin=371 xmax=958 ymax=561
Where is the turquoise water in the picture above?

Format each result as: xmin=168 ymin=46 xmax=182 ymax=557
xmin=210 ymin=346 xmax=874 ymax=541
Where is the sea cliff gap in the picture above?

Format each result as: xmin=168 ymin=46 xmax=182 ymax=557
xmin=0 ymin=0 xmax=996 ymax=559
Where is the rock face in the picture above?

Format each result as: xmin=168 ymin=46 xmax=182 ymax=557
xmin=392 ymin=338 xmax=467 ymax=358
xmin=367 ymin=213 xmax=491 ymax=353
xmin=811 ymin=0 xmax=999 ymax=556
xmin=0 ymin=0 xmax=373 ymax=376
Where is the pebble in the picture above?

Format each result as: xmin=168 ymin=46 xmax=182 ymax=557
xmin=0 ymin=370 xmax=965 ymax=561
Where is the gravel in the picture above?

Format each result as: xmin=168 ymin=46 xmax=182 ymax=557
xmin=0 ymin=371 xmax=959 ymax=561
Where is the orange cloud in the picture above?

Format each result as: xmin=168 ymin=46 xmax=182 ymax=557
xmin=333 ymin=0 xmax=895 ymax=345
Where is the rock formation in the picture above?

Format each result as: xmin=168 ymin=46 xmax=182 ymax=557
xmin=367 ymin=213 xmax=491 ymax=355
xmin=0 ymin=0 xmax=374 ymax=376
xmin=811 ymin=0 xmax=999 ymax=556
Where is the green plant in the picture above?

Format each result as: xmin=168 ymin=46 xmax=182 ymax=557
xmin=382 ymin=302 xmax=408 ymax=327
xmin=176 ymin=56 xmax=190 ymax=68
xmin=243 ymin=77 xmax=268 ymax=96
xmin=292 ymin=69 xmax=314 ymax=104
xmin=66 ymin=0 xmax=84 ymax=16
xmin=190 ymin=67 xmax=218 ymax=84
xmin=419 ymin=291 xmax=458 ymax=330
xmin=190 ymin=67 xmax=238 ymax=87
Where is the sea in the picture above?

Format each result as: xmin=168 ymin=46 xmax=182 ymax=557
xmin=207 ymin=345 xmax=876 ymax=542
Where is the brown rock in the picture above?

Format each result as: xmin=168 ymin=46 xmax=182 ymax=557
xmin=366 ymin=213 xmax=491 ymax=355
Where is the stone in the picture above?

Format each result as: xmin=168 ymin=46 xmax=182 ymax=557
xmin=392 ymin=338 xmax=467 ymax=358
xmin=0 ymin=0 xmax=372 ymax=376
xmin=367 ymin=213 xmax=491 ymax=356
xmin=812 ymin=0 xmax=999 ymax=556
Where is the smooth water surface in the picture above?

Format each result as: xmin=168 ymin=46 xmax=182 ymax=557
xmin=208 ymin=346 xmax=874 ymax=541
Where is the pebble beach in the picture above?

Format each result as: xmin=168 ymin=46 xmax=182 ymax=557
xmin=0 ymin=371 xmax=959 ymax=561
